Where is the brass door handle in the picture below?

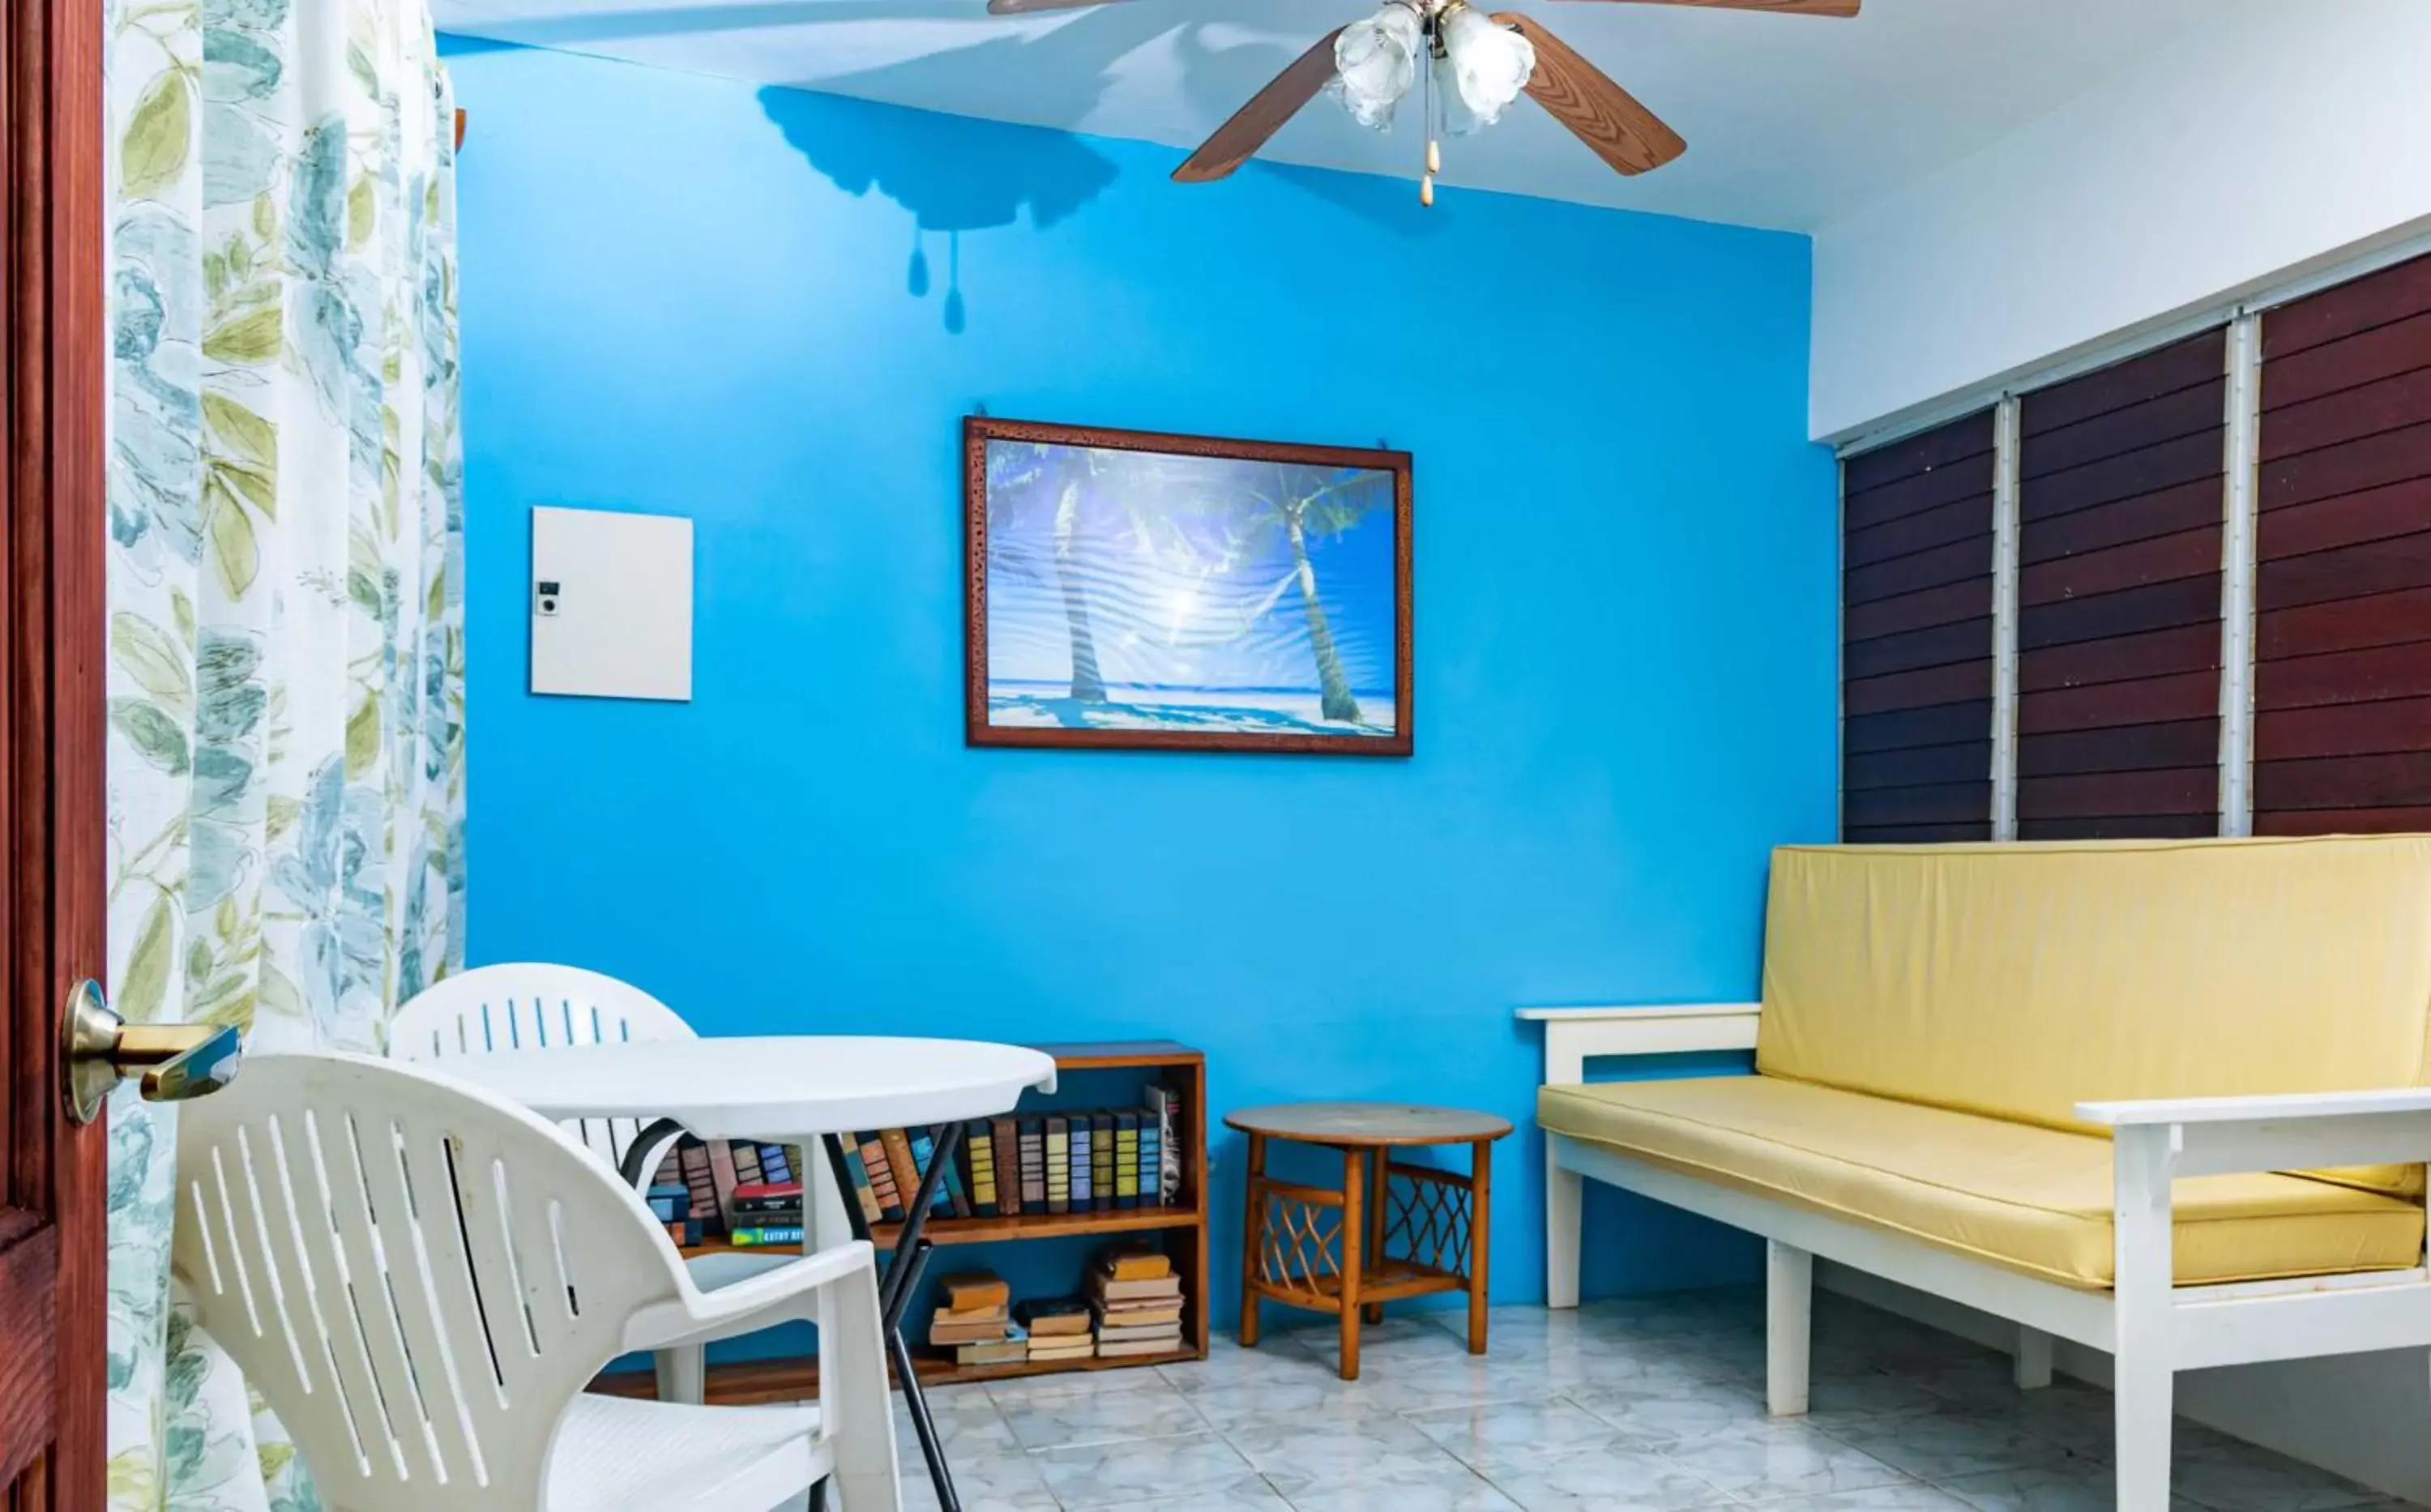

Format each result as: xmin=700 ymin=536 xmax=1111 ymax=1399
xmin=61 ymin=978 xmax=243 ymax=1125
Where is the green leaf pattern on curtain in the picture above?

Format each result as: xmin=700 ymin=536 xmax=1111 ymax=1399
xmin=101 ymin=0 xmax=463 ymax=1502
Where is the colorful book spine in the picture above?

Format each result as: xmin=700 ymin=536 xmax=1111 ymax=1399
xmin=993 ymin=1118 xmax=1022 ymax=1217
xmin=1070 ymin=1116 xmax=1092 ymax=1209
xmin=1139 ymin=1112 xmax=1162 ymax=1208
xmin=677 ymin=1142 xmax=718 ymax=1228
xmin=1019 ymin=1118 xmax=1046 ymax=1211
xmin=733 ymin=1142 xmax=765 ymax=1185
xmin=705 ymin=1139 xmax=743 ymax=1232
xmin=760 ymin=1143 xmax=794 ymax=1185
xmin=1092 ymin=1113 xmax=1116 ymax=1213
xmin=908 ymin=1130 xmax=954 ymax=1215
xmin=1045 ymin=1116 xmax=1070 ymax=1215
xmin=860 ymin=1133 xmax=904 ymax=1220
xmin=965 ymin=1121 xmax=998 ymax=1214
xmin=840 ymin=1145 xmax=883 ymax=1226
xmin=1115 ymin=1111 xmax=1141 ymax=1209
xmin=728 ymin=1226 xmax=805 ymax=1246
xmin=880 ymin=1129 xmax=923 ymax=1215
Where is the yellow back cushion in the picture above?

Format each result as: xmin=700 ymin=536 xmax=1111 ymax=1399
xmin=1757 ymin=837 xmax=2431 ymax=1147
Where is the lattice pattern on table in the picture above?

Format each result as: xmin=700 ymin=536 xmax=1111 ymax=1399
xmin=1256 ymin=1186 xmax=1344 ymax=1305
xmin=1382 ymin=1163 xmax=1472 ymax=1278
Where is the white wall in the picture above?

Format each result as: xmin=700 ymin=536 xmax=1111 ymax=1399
xmin=1811 ymin=0 xmax=2431 ymax=443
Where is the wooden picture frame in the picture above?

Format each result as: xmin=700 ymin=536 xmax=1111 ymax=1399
xmin=963 ymin=416 xmax=1414 ymax=756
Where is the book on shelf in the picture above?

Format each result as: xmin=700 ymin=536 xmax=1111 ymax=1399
xmin=1045 ymin=1116 xmax=1071 ymax=1215
xmin=906 ymin=1129 xmax=954 ymax=1216
xmin=1090 ymin=1113 xmax=1115 ymax=1212
xmin=733 ymin=1143 xmax=764 ymax=1185
xmin=1094 ymin=1300 xmax=1183 ymax=1326
xmin=1096 ymin=1320 xmax=1182 ymax=1344
xmin=759 ymin=1143 xmax=795 ymax=1185
xmin=840 ymin=1150 xmax=882 ymax=1226
xmin=1096 ymin=1336 xmax=1179 ymax=1359
xmin=1145 ymin=1085 xmax=1182 ymax=1206
xmin=929 ymin=1311 xmax=1011 ymax=1345
xmin=1115 ymin=1112 xmax=1140 ymax=1209
xmin=1070 ymin=1116 xmax=1092 ymax=1210
xmin=956 ymin=1330 xmax=1028 ymax=1366
xmin=727 ymin=1226 xmax=804 ymax=1246
xmin=1027 ymin=1339 xmax=1096 ymax=1362
xmin=858 ymin=1134 xmax=904 ymax=1220
xmin=1014 ymin=1297 xmax=1092 ymax=1338
xmin=1096 ymin=1245 xmax=1173 ymax=1283
xmin=964 ymin=1120 xmax=998 ymax=1214
xmin=992 ymin=1118 xmax=1023 ymax=1217
xmin=879 ymin=1129 xmax=922 ymax=1214
xmin=942 ymin=1271 xmax=1011 ymax=1312
xmin=1019 ymin=1119 xmax=1047 ymax=1211
xmin=646 ymin=1184 xmax=690 ymax=1223
xmin=704 ymin=1140 xmax=743 ymax=1231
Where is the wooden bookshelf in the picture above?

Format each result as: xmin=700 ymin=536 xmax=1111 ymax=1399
xmin=602 ymin=1040 xmax=1210 ymax=1399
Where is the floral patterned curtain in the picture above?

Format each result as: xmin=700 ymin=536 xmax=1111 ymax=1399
xmin=100 ymin=0 xmax=464 ymax=1502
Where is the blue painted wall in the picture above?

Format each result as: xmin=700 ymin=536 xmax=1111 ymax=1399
xmin=442 ymin=40 xmax=1838 ymax=1333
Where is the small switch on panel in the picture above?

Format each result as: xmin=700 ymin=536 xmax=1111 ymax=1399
xmin=536 ymin=580 xmax=561 ymax=617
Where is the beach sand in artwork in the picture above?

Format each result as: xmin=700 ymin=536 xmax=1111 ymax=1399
xmin=989 ymin=683 xmax=1396 ymax=738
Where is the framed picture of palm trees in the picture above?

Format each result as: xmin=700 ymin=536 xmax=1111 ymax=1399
xmin=964 ymin=416 xmax=1412 ymax=755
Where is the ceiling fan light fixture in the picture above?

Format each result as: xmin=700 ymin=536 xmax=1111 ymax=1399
xmin=1332 ymin=2 xmax=1423 ymax=129
xmin=1437 ymin=3 xmax=1536 ymax=130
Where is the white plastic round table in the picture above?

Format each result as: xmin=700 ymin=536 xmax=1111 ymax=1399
xmin=438 ymin=1035 xmax=1060 ymax=1141
xmin=442 ymin=1033 xmax=1056 ymax=1512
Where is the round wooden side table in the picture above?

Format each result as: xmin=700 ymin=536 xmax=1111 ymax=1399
xmin=1225 ymin=1102 xmax=1514 ymax=1380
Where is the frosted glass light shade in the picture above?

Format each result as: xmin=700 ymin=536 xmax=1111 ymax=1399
xmin=1438 ymin=3 xmax=1536 ymax=131
xmin=1333 ymin=3 xmax=1424 ymax=130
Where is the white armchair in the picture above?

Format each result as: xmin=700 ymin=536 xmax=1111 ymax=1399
xmin=171 ymin=1051 xmax=899 ymax=1512
xmin=388 ymin=963 xmax=799 ymax=1402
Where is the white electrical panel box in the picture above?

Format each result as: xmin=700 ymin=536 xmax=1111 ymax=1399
xmin=529 ymin=506 xmax=694 ymax=702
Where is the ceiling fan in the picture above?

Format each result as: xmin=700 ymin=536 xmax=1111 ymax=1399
xmin=985 ymin=0 xmax=1858 ymax=203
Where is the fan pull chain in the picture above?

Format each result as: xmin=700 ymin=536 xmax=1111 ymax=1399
xmin=1420 ymin=27 xmax=1438 ymax=207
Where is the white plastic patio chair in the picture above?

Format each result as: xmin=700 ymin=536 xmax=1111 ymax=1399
xmin=173 ymin=1051 xmax=899 ymax=1512
xmin=388 ymin=963 xmax=797 ymax=1403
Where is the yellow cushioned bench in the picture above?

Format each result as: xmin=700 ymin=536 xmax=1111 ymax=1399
xmin=1539 ymin=835 xmax=2431 ymax=1290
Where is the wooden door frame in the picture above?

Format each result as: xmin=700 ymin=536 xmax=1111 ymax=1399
xmin=1 ymin=0 xmax=109 ymax=1501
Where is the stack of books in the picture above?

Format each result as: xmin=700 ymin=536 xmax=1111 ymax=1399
xmin=1088 ymin=1246 xmax=1184 ymax=1357
xmin=728 ymin=1180 xmax=803 ymax=1246
xmin=833 ymin=1091 xmax=1185 ymax=1226
xmin=929 ymin=1272 xmax=1026 ymax=1366
xmin=1015 ymin=1297 xmax=1095 ymax=1365
xmin=649 ymin=1138 xmax=801 ymax=1244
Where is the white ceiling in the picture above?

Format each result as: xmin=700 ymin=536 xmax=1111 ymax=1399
xmin=431 ymin=0 xmax=2220 ymax=232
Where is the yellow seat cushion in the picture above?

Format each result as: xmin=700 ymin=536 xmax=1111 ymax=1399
xmin=1540 ymin=1075 xmax=2425 ymax=1290
xmin=1760 ymin=835 xmax=2431 ymax=1196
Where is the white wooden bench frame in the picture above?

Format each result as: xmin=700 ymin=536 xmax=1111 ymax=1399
xmin=1522 ymin=1003 xmax=2431 ymax=1512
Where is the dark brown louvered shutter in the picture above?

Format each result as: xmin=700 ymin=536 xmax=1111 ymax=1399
xmin=1841 ymin=411 xmax=1996 ymax=840
xmin=2254 ymin=254 xmax=2431 ymax=831
xmin=2014 ymin=330 xmax=2226 ymax=839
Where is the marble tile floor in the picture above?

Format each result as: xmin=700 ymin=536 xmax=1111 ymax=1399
xmin=857 ymin=1288 xmax=2419 ymax=1512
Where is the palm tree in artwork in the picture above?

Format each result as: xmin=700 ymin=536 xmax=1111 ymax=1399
xmin=1251 ymin=463 xmax=1391 ymax=724
xmin=986 ymin=442 xmax=1107 ymax=702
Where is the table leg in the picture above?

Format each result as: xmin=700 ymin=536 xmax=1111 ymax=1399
xmin=1339 ymin=1148 xmax=1365 ymax=1382
xmin=1363 ymin=1156 xmax=1389 ymax=1326
xmin=1238 ymin=1133 xmax=1266 ymax=1349
xmin=825 ymin=1125 xmax=966 ymax=1512
xmin=1468 ymin=1138 xmax=1493 ymax=1356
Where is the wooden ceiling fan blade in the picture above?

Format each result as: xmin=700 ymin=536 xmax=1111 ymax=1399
xmin=1173 ymin=27 xmax=1347 ymax=183
xmin=1495 ymin=14 xmax=1685 ymax=176
xmin=1549 ymin=0 xmax=1860 ymax=14
xmin=987 ymin=0 xmax=1132 ymax=14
